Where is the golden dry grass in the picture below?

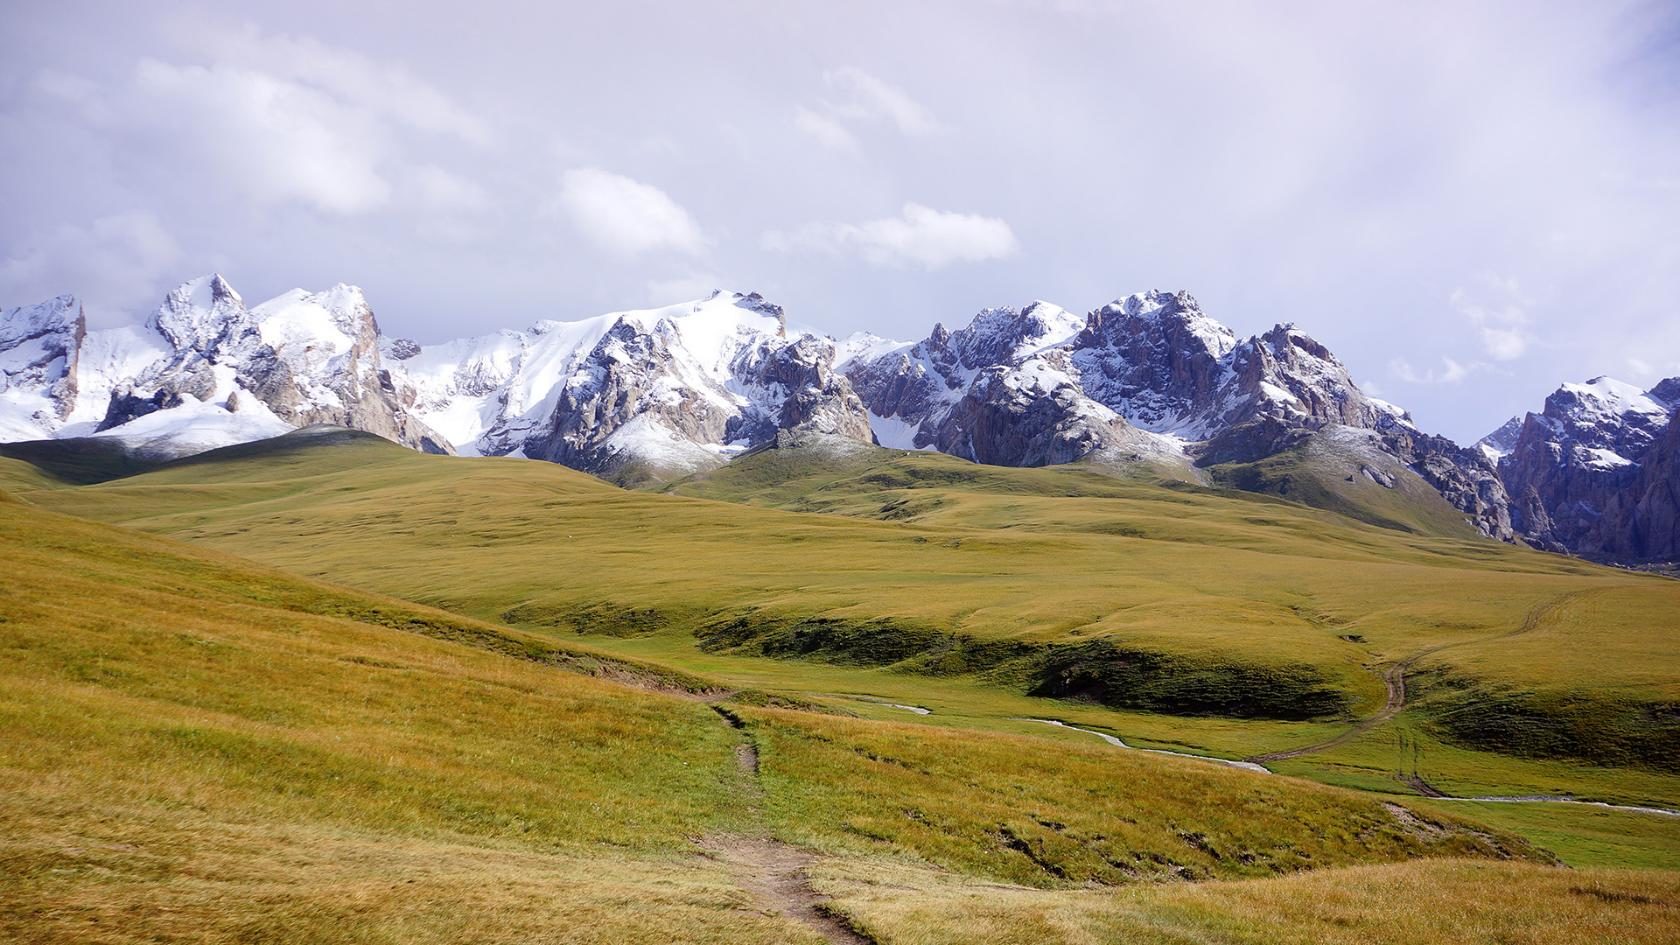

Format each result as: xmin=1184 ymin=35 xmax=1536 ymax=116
xmin=4 ymin=455 xmax=1679 ymax=942
xmin=815 ymin=857 xmax=1680 ymax=945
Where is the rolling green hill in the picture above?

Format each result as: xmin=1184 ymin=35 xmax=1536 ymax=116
xmin=14 ymin=478 xmax=1672 ymax=944
xmin=10 ymin=430 xmax=1679 ymax=802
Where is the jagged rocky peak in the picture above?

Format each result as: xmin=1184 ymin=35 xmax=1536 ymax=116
xmin=727 ymin=290 xmax=788 ymax=331
xmin=946 ymin=301 xmax=1085 ymax=369
xmin=1226 ymin=323 xmax=1382 ymax=429
xmin=935 ymin=352 xmax=1156 ymax=468
xmin=741 ymin=333 xmax=874 ymax=443
xmin=0 ymin=294 xmax=86 ymax=434
xmin=0 ymin=275 xmax=450 ymax=459
xmin=1084 ymin=290 xmax=1238 ymax=358
xmin=1070 ymin=290 xmax=1239 ymax=436
xmin=1477 ymin=415 xmax=1525 ymax=461
xmin=150 ymin=274 xmax=252 ymax=353
xmin=1649 ymin=377 xmax=1680 ymax=407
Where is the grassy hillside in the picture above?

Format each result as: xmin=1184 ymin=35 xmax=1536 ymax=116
xmin=814 ymin=858 xmax=1680 ymax=945
xmin=1204 ymin=432 xmax=1484 ymax=537
xmin=0 ymin=436 xmax=165 ymax=485
xmin=13 ymin=431 xmax=1679 ymax=787
xmin=8 ymin=487 xmax=1646 ymax=944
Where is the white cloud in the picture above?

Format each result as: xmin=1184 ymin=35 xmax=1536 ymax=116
xmin=765 ymin=203 xmax=1018 ymax=269
xmin=793 ymin=66 xmax=942 ymax=151
xmin=29 ymin=27 xmax=491 ymax=218
xmin=408 ymin=165 xmax=491 ymax=214
xmin=1389 ymin=356 xmax=1474 ymax=385
xmin=1450 ymin=276 xmax=1533 ymax=362
xmin=31 ymin=69 xmax=110 ymax=121
xmin=553 ymin=168 xmax=706 ymax=256
xmin=794 ymin=106 xmax=859 ymax=152
xmin=646 ymin=272 xmax=723 ymax=303
xmin=134 ymin=59 xmax=392 ymax=214
xmin=178 ymin=23 xmax=491 ymax=145
xmin=823 ymin=67 xmax=943 ymax=136
xmin=0 ymin=212 xmax=182 ymax=323
xmin=1622 ymin=357 xmax=1680 ymax=383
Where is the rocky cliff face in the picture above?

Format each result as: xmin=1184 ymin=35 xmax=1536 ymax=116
xmin=1374 ymin=415 xmax=1514 ymax=540
xmin=841 ymin=300 xmax=1086 ymax=448
xmin=1597 ymin=410 xmax=1680 ymax=562
xmin=1069 ymin=291 xmax=1238 ymax=437
xmin=1483 ymin=376 xmax=1678 ymax=559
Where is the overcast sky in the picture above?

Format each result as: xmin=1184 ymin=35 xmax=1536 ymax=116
xmin=2 ymin=1 xmax=1677 ymax=441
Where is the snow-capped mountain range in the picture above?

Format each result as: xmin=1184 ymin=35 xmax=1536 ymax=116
xmin=3 ymin=275 xmax=1674 ymax=560
xmin=1479 ymin=376 xmax=1680 ymax=561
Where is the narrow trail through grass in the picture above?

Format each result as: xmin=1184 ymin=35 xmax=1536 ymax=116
xmin=704 ymin=706 xmax=876 ymax=945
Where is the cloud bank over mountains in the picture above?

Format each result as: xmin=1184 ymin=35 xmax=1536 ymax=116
xmin=1 ymin=0 xmax=1676 ymax=440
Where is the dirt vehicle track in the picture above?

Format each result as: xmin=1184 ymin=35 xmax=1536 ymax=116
xmin=705 ymin=706 xmax=875 ymax=945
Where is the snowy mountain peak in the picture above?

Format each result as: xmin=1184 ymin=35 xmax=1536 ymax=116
xmin=950 ymin=301 xmax=1085 ymax=369
xmin=1088 ymin=290 xmax=1238 ymax=361
xmin=1554 ymin=376 xmax=1670 ymax=423
xmin=1477 ymin=415 xmax=1525 ymax=461
xmin=715 ymin=289 xmax=788 ymax=329
xmin=0 ymin=294 xmax=86 ymax=439
xmin=1492 ymin=373 xmax=1680 ymax=555
xmin=174 ymin=273 xmax=244 ymax=311
xmin=0 ymin=276 xmax=449 ymax=459
xmin=1104 ymin=288 xmax=1186 ymax=318
xmin=150 ymin=274 xmax=252 ymax=352
xmin=250 ymin=283 xmax=380 ymax=369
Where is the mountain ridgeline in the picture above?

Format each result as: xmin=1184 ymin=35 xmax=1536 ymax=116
xmin=2 ymin=276 xmax=1674 ymax=561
